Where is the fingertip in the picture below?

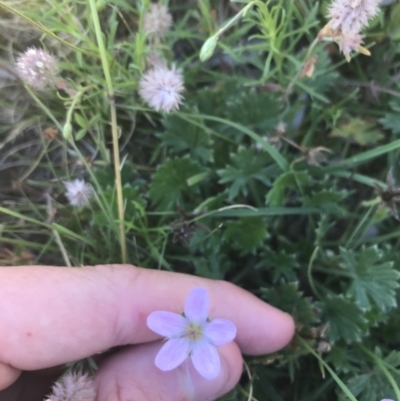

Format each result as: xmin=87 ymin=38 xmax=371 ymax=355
xmin=265 ymin=310 xmax=295 ymax=353
xmin=95 ymin=341 xmax=243 ymax=401
xmin=0 ymin=363 xmax=21 ymax=391
xmin=189 ymin=342 xmax=243 ymax=400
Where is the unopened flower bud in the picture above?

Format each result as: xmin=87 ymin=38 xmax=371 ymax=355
xmin=200 ymin=36 xmax=218 ymax=62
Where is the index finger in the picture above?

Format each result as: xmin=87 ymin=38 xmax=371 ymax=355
xmin=0 ymin=265 xmax=294 ymax=371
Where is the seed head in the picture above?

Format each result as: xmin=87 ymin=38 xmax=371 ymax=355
xmin=327 ymin=0 xmax=380 ymax=35
xmin=45 ymin=373 xmax=96 ymax=401
xmin=16 ymin=47 xmax=60 ymax=90
xmin=143 ymin=3 xmax=173 ymax=40
xmin=64 ymin=179 xmax=93 ymax=207
xmin=139 ymin=66 xmax=184 ymax=113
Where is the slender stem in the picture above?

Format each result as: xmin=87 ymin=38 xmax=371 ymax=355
xmin=88 ymin=0 xmax=127 ymax=263
xmin=359 ymin=344 xmax=400 ymax=401
xmin=298 ymin=336 xmax=358 ymax=401
xmin=284 ymin=37 xmax=320 ymax=98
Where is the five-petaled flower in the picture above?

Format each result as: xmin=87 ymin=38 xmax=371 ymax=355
xmin=147 ymin=287 xmax=237 ymax=380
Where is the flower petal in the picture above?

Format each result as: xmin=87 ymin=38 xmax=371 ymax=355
xmin=155 ymin=338 xmax=191 ymax=371
xmin=184 ymin=287 xmax=209 ymax=321
xmin=147 ymin=311 xmax=187 ymax=337
xmin=204 ymin=318 xmax=237 ymax=345
xmin=191 ymin=341 xmax=221 ymax=380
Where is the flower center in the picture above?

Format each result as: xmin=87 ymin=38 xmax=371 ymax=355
xmin=185 ymin=322 xmax=203 ymax=341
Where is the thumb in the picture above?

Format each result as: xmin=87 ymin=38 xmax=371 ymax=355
xmin=94 ymin=341 xmax=243 ymax=401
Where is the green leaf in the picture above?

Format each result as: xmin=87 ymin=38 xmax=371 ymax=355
xmin=318 ymin=295 xmax=368 ymax=344
xmin=193 ymin=252 xmax=231 ymax=279
xmin=347 ymin=351 xmax=400 ymax=401
xmin=340 ymin=246 xmax=400 ymax=311
xmin=261 ymin=282 xmax=318 ymax=326
xmin=330 ymin=118 xmax=384 ymax=146
xmin=217 ymin=148 xmax=272 ymax=200
xmin=149 ymin=158 xmax=203 ymax=209
xmin=256 ymin=249 xmax=299 ymax=283
xmin=161 ymin=115 xmax=213 ymax=162
xmin=224 ymin=216 xmax=268 ymax=252
xmin=379 ymin=100 xmax=400 ymax=135
xmin=266 ymin=171 xmax=311 ymax=207
xmin=225 ymin=89 xmax=280 ymax=131
xmin=303 ymin=188 xmax=349 ymax=215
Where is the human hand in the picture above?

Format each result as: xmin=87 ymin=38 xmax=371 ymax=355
xmin=0 ymin=264 xmax=295 ymax=401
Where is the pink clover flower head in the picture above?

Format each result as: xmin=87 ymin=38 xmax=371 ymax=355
xmin=16 ymin=47 xmax=59 ymax=90
xmin=45 ymin=372 xmax=96 ymax=401
xmin=381 ymin=399 xmax=395 ymax=401
xmin=337 ymin=32 xmax=364 ymax=56
xmin=327 ymin=0 xmax=380 ymax=35
xmin=139 ymin=66 xmax=184 ymax=113
xmin=64 ymin=179 xmax=93 ymax=207
xmin=147 ymin=287 xmax=237 ymax=380
xmin=143 ymin=3 xmax=173 ymax=40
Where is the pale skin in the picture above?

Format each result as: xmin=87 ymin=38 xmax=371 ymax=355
xmin=0 ymin=264 xmax=295 ymax=401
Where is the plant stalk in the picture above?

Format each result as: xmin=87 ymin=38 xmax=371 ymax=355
xmin=88 ymin=0 xmax=127 ymax=263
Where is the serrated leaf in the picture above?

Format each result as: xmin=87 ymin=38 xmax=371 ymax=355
xmin=340 ymin=246 xmax=400 ymax=311
xmin=217 ymin=148 xmax=272 ymax=200
xmin=225 ymin=89 xmax=280 ymax=130
xmin=314 ymin=214 xmax=335 ymax=247
xmin=149 ymin=158 xmax=203 ymax=209
xmin=330 ymin=118 xmax=384 ymax=146
xmin=266 ymin=171 xmax=311 ymax=207
xmin=193 ymin=252 xmax=231 ymax=279
xmin=379 ymin=100 xmax=400 ymax=134
xmin=161 ymin=114 xmax=213 ymax=162
xmin=224 ymin=216 xmax=268 ymax=252
xmin=318 ymin=295 xmax=368 ymax=343
xmin=256 ymin=249 xmax=299 ymax=283
xmin=303 ymin=188 xmax=348 ymax=215
xmin=261 ymin=282 xmax=318 ymax=326
xmin=347 ymin=351 xmax=400 ymax=401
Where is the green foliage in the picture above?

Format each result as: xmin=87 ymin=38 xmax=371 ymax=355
xmin=149 ymin=158 xmax=203 ymax=209
xmin=330 ymin=118 xmax=384 ymax=146
xmin=266 ymin=171 xmax=311 ymax=207
xmin=161 ymin=114 xmax=213 ymax=162
xmin=261 ymin=282 xmax=318 ymax=327
xmin=224 ymin=216 xmax=268 ymax=252
xmin=257 ymin=249 xmax=299 ymax=283
xmin=379 ymin=100 xmax=400 ymax=135
xmin=340 ymin=246 xmax=400 ymax=311
xmin=2 ymin=0 xmax=400 ymax=400
xmin=319 ymin=295 xmax=368 ymax=344
xmin=347 ymin=351 xmax=400 ymax=401
xmin=217 ymin=148 xmax=272 ymax=200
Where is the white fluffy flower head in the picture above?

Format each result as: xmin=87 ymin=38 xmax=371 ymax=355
xmin=336 ymin=32 xmax=364 ymax=57
xmin=143 ymin=3 xmax=173 ymax=40
xmin=139 ymin=66 xmax=184 ymax=113
xmin=64 ymin=179 xmax=92 ymax=207
xmin=45 ymin=373 xmax=96 ymax=401
xmin=16 ymin=47 xmax=59 ymax=90
xmin=328 ymin=0 xmax=380 ymax=34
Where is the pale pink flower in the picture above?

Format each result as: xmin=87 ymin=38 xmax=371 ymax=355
xmin=327 ymin=0 xmax=380 ymax=34
xmin=147 ymin=287 xmax=237 ymax=380
xmin=45 ymin=373 xmax=96 ymax=401
xmin=336 ymin=32 xmax=364 ymax=56
xmin=63 ymin=179 xmax=92 ymax=207
xmin=143 ymin=3 xmax=173 ymax=40
xmin=16 ymin=47 xmax=59 ymax=90
xmin=139 ymin=66 xmax=184 ymax=113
